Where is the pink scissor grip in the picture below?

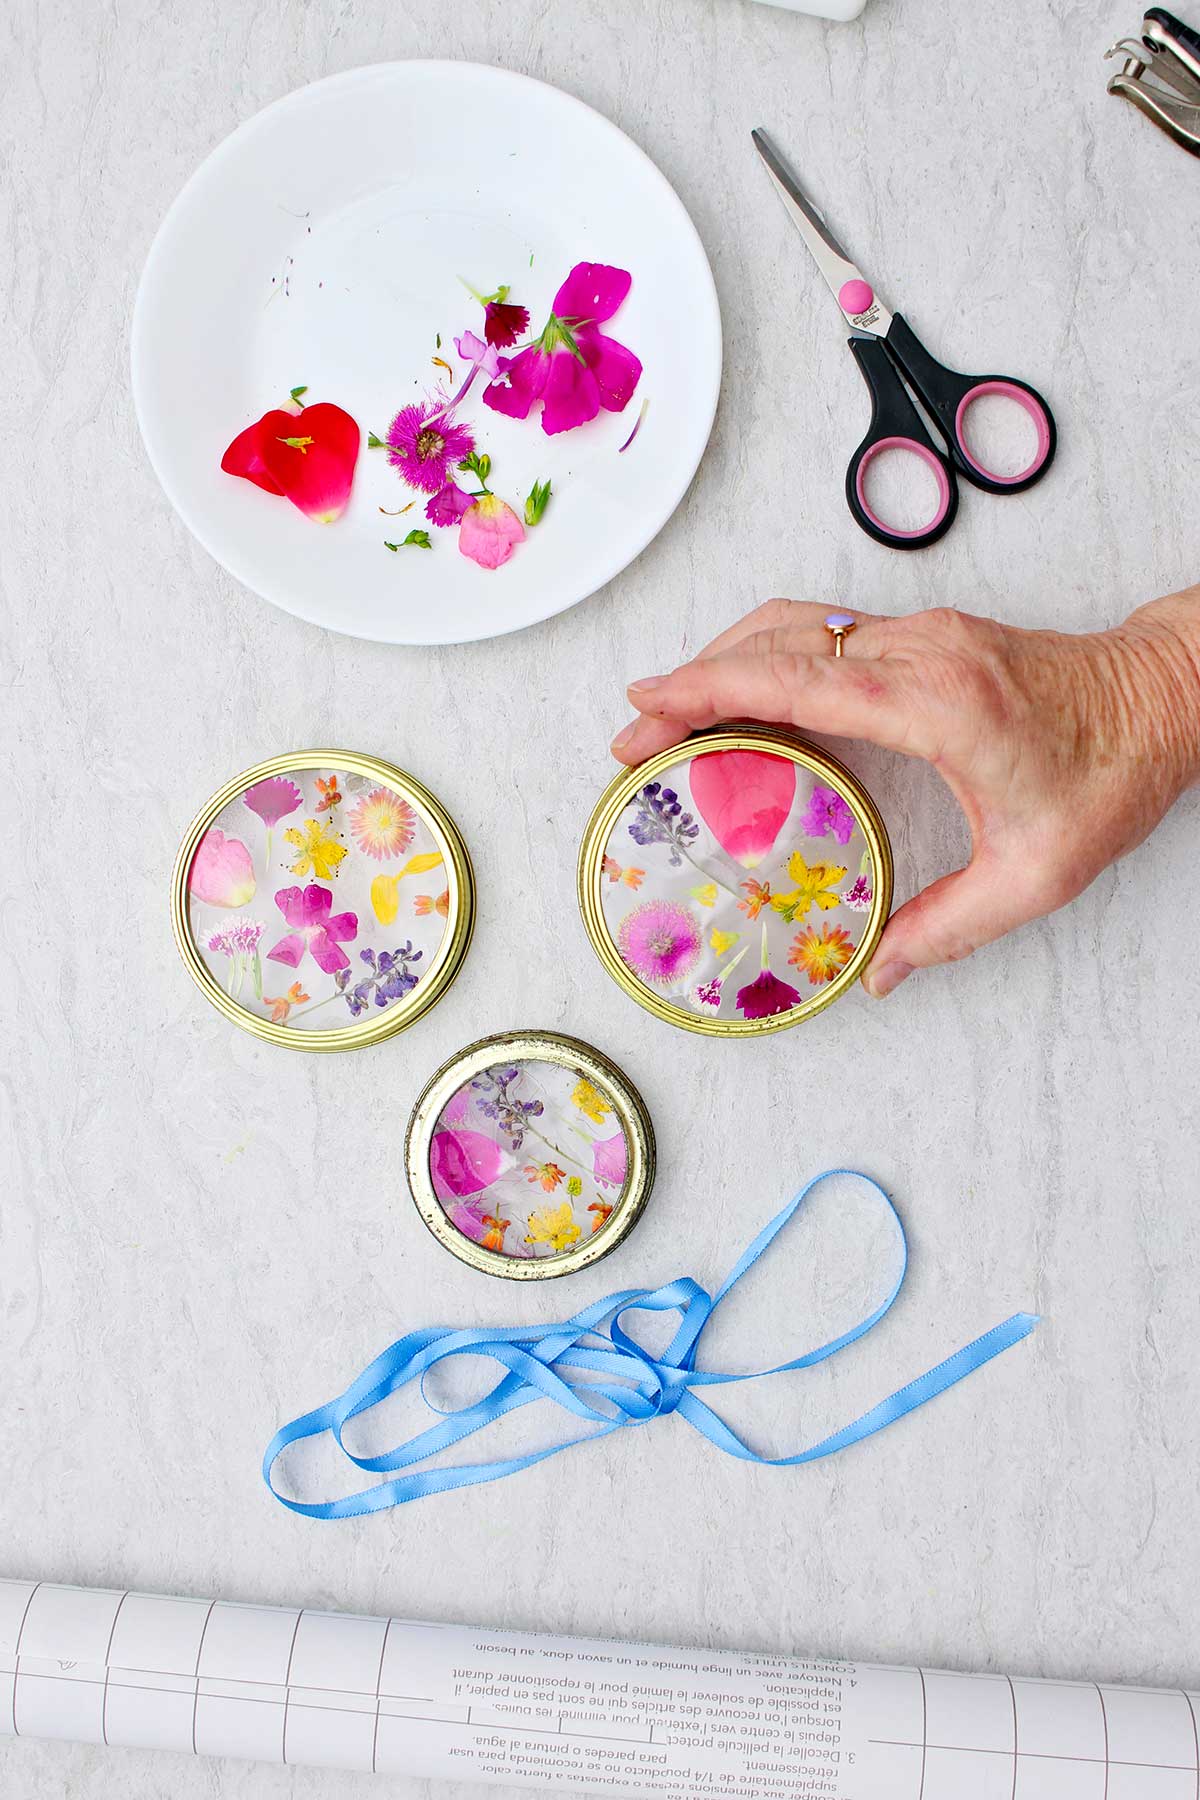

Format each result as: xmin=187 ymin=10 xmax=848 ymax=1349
xmin=854 ymin=436 xmax=953 ymax=542
xmin=954 ymin=381 xmax=1052 ymax=484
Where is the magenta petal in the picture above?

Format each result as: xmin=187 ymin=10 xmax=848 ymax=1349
xmin=189 ymin=829 xmax=256 ymax=908
xmin=483 ymin=346 xmax=551 ymax=420
xmin=324 ymin=911 xmax=358 ymax=944
xmin=540 ymin=350 xmax=600 ymax=435
xmin=553 ymin=263 xmax=631 ymax=324
xmin=575 ymin=326 xmax=642 ymax=413
xmin=431 ymin=1129 xmax=504 ymax=1201
xmin=267 ymin=932 xmax=306 ymax=968
xmin=426 ymin=482 xmax=475 ymax=528
xmin=242 ymin=775 xmax=302 ymax=829
xmin=308 ymin=928 xmax=351 ymax=974
xmin=735 ymin=969 xmax=803 ymax=1020
xmin=449 ymin=1203 xmax=488 ymax=1242
xmin=690 ymin=750 xmax=797 ymax=869
xmin=592 ymin=1131 xmax=628 ymax=1191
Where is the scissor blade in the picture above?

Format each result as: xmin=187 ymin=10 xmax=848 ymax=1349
xmin=751 ymin=129 xmax=892 ymax=337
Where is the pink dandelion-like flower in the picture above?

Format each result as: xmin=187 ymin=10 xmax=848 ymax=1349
xmin=385 ymin=402 xmax=475 ymax=495
xmin=349 ymin=787 xmax=416 ymax=861
xmin=617 ymin=899 xmax=702 ymax=987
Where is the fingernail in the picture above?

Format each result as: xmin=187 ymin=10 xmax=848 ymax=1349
xmin=627 ymin=676 xmax=663 ymax=694
xmin=865 ymin=959 xmax=913 ymax=999
xmin=610 ymin=723 xmax=636 ymax=753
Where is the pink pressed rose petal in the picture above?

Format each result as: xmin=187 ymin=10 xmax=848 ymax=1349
xmin=540 ymin=350 xmax=601 ymax=435
xmin=431 ymin=1129 xmax=504 ymax=1201
xmin=575 ymin=325 xmax=642 ymax=414
xmin=189 ymin=828 xmax=257 ymax=908
xmin=553 ymin=263 xmax=632 ymax=324
xmin=690 ymin=750 xmax=797 ymax=868
xmin=459 ymin=494 xmax=526 ymax=570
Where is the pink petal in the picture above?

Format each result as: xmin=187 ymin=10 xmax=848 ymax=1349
xmin=266 ymin=932 xmax=306 ymax=968
xmin=221 ymin=418 xmax=285 ymax=495
xmin=592 ymin=1131 xmax=628 ymax=1191
xmin=189 ymin=829 xmax=257 ymax=908
xmin=690 ymin=750 xmax=797 ymax=868
xmin=454 ymin=331 xmax=502 ymax=381
xmin=309 ymin=928 xmax=351 ymax=974
xmin=483 ymin=346 xmax=551 ymax=421
xmin=575 ymin=325 xmax=642 ymax=414
xmin=449 ymin=1203 xmax=488 ymax=1242
xmin=553 ymin=263 xmax=632 ymax=324
xmin=458 ymin=494 xmax=526 ymax=570
xmin=297 ymin=883 xmax=333 ymax=926
xmin=540 ymin=350 xmax=600 ymax=435
xmin=324 ymin=910 xmax=358 ymax=944
xmin=431 ymin=1129 xmax=504 ymax=1201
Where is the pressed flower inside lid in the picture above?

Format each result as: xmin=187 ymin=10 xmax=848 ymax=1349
xmin=429 ymin=1058 xmax=631 ymax=1263
xmin=581 ymin=733 xmax=890 ymax=1035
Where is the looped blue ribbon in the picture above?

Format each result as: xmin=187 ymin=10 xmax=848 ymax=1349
xmin=264 ymin=1170 xmax=1038 ymax=1520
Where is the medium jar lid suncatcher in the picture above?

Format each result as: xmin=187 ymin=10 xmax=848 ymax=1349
xmin=578 ymin=727 xmax=892 ymax=1036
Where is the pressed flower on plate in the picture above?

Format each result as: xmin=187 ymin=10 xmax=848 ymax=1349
xmin=383 ymin=401 xmax=475 ymax=495
xmin=264 ymin=980 xmax=309 ymax=1024
xmin=222 ymin=402 xmax=360 ymax=522
xmin=484 ymin=262 xmax=642 ymax=436
xmin=690 ymin=749 xmax=796 ymax=869
xmin=525 ymin=1201 xmax=581 ymax=1253
xmin=524 ymin=1160 xmax=567 ymax=1193
xmin=770 ymin=854 xmax=847 ymax=923
xmin=242 ymin=775 xmax=302 ymax=830
xmin=801 ymin=783 xmax=856 ymax=847
xmin=735 ymin=924 xmax=801 ymax=1020
xmin=458 ymin=493 xmax=525 ymax=569
xmin=268 ymin=883 xmax=358 ymax=975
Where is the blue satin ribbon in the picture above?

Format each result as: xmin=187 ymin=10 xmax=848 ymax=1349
xmin=263 ymin=1170 xmax=1037 ymax=1520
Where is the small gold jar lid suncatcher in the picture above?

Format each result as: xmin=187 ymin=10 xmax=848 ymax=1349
xmin=172 ymin=751 xmax=474 ymax=1051
xmin=406 ymin=1032 xmax=655 ymax=1279
xmin=578 ymin=726 xmax=892 ymax=1037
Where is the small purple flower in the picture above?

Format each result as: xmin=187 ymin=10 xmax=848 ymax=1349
xmin=843 ymin=875 xmax=873 ymax=910
xmin=337 ymin=943 xmax=422 ymax=1015
xmin=801 ymin=784 xmax=856 ymax=847
xmin=472 ymin=1066 xmax=544 ymax=1152
xmin=695 ymin=977 xmax=722 ymax=1007
xmin=425 ymin=481 xmax=475 ymax=528
xmin=627 ymin=782 xmax=700 ymax=867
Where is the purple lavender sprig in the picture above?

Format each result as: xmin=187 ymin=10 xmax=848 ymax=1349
xmin=336 ymin=943 xmax=423 ymax=1018
xmin=627 ymin=782 xmax=700 ymax=868
xmin=471 ymin=1066 xmax=544 ymax=1152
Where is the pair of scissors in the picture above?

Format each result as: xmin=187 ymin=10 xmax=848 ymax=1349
xmin=752 ymin=129 xmax=1056 ymax=550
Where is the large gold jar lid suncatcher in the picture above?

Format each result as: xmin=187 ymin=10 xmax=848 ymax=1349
xmin=172 ymin=750 xmax=474 ymax=1051
xmin=577 ymin=727 xmax=892 ymax=1037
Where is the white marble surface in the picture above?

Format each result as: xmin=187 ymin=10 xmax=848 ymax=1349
xmin=3 ymin=0 xmax=1200 ymax=1794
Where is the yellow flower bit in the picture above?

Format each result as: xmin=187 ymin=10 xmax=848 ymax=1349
xmin=710 ymin=928 xmax=740 ymax=956
xmin=525 ymin=1202 xmax=581 ymax=1254
xmin=284 ymin=817 xmax=348 ymax=880
xmin=570 ymin=1077 xmax=612 ymax=1125
xmin=770 ymin=853 xmax=847 ymax=922
xmin=690 ymin=882 xmax=718 ymax=909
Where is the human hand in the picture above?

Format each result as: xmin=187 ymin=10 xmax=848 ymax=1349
xmin=610 ymin=591 xmax=1200 ymax=997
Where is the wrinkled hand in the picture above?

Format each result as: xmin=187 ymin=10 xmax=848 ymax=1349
xmin=610 ymin=591 xmax=1200 ymax=997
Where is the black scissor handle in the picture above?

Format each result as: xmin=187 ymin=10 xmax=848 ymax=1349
xmin=885 ymin=314 xmax=1057 ymax=497
xmin=845 ymin=335 xmax=959 ymax=551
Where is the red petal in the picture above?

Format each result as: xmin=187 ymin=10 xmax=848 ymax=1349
xmin=258 ymin=403 xmax=360 ymax=523
xmin=690 ymin=750 xmax=797 ymax=868
xmin=484 ymin=301 xmax=530 ymax=349
xmin=221 ymin=416 xmax=285 ymax=495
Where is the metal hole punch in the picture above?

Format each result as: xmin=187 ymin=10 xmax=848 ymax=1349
xmin=1106 ymin=7 xmax=1200 ymax=156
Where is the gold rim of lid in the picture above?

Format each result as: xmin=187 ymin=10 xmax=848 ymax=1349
xmin=577 ymin=726 xmax=893 ymax=1037
xmin=171 ymin=749 xmax=475 ymax=1052
xmin=405 ymin=1030 xmax=656 ymax=1280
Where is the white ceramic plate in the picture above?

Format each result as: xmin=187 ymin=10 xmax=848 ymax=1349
xmin=132 ymin=62 xmax=721 ymax=645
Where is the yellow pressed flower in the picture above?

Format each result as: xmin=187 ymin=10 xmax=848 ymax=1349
xmin=525 ymin=1202 xmax=581 ymax=1254
xmin=770 ymin=854 xmax=847 ymax=923
xmin=710 ymin=928 xmax=740 ymax=956
xmin=371 ymin=873 xmax=400 ymax=924
xmin=571 ymin=1077 xmax=612 ymax=1126
xmin=690 ymin=882 xmax=718 ymax=909
xmin=284 ymin=818 xmax=348 ymax=880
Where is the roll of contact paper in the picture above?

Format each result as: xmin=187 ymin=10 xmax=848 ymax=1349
xmin=3 ymin=1578 xmax=1199 ymax=1796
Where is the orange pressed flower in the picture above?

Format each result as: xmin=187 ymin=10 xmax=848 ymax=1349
xmin=481 ymin=1212 xmax=511 ymax=1253
xmin=601 ymin=855 xmax=644 ymax=890
xmin=787 ymin=923 xmax=854 ymax=986
xmin=314 ymin=775 xmax=342 ymax=811
xmin=265 ymin=981 xmax=309 ymax=1023
xmin=414 ymin=889 xmax=450 ymax=918
xmin=523 ymin=1160 xmax=567 ymax=1193
xmin=738 ymin=878 xmax=773 ymax=919
xmin=588 ymin=1201 xmax=614 ymax=1233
